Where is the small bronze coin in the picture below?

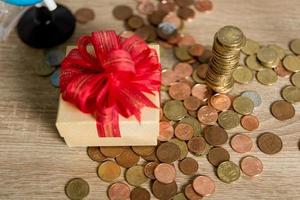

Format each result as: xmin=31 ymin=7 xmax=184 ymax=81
xmin=169 ymin=82 xmax=191 ymax=100
xmin=116 ymin=148 xmax=140 ymax=168
xmin=127 ymin=15 xmax=144 ymax=30
xmin=195 ymin=0 xmax=213 ymax=12
xmin=257 ymin=132 xmax=283 ymax=155
xmin=148 ymin=10 xmax=168 ymax=26
xmin=207 ymin=147 xmax=230 ymax=167
xmin=170 ymin=138 xmax=189 ymax=160
xmin=183 ymin=96 xmax=201 ymax=111
xmin=240 ymin=156 xmax=263 ymax=177
xmin=112 ymin=5 xmax=133 ymax=20
xmin=174 ymin=46 xmax=194 ymax=62
xmin=187 ymin=136 xmax=207 ymax=154
xmin=203 ymin=125 xmax=228 ymax=146
xmin=152 ymin=180 xmax=178 ymax=200
xmin=130 ymin=187 xmax=151 ymax=200
xmin=175 ymin=123 xmax=194 ymax=141
xmin=126 ymin=165 xmax=148 ymax=186
xmin=144 ymin=162 xmax=159 ymax=180
xmin=230 ymin=133 xmax=253 ymax=153
xmin=100 ymin=146 xmax=125 ymax=158
xmin=142 ymin=150 xmax=159 ymax=162
xmin=192 ymin=175 xmax=215 ymax=197
xmin=107 ymin=182 xmax=131 ymax=200
xmin=174 ymin=62 xmax=194 ymax=78
xmin=156 ymin=142 xmax=181 ymax=163
xmin=197 ymin=105 xmax=218 ymax=125
xmin=75 ymin=8 xmax=95 ymax=24
xmin=159 ymin=121 xmax=174 ymax=142
xmin=87 ymin=147 xmax=106 ymax=162
xmin=98 ymin=161 xmax=121 ymax=182
xmin=178 ymin=157 xmax=199 ymax=175
xmin=65 ymin=178 xmax=89 ymax=200
xmin=132 ymin=146 xmax=155 ymax=156
xmin=240 ymin=115 xmax=259 ymax=131
xmin=210 ymin=93 xmax=231 ymax=111
xmin=270 ymin=100 xmax=295 ymax=121
xmin=134 ymin=25 xmax=151 ymax=41
xmin=189 ymin=43 xmax=205 ymax=57
xmin=177 ymin=7 xmax=195 ymax=20
xmin=154 ymin=163 xmax=176 ymax=184
xmin=184 ymin=184 xmax=202 ymax=200
xmin=197 ymin=64 xmax=208 ymax=79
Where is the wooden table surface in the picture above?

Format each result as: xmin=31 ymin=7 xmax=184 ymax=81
xmin=1 ymin=0 xmax=300 ymax=199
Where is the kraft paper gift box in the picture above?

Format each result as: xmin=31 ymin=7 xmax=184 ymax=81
xmin=56 ymin=45 xmax=160 ymax=147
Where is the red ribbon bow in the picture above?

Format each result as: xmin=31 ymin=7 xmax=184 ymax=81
xmin=60 ymin=31 xmax=161 ymax=137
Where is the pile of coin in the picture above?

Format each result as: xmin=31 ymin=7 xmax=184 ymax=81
xmin=206 ymin=25 xmax=246 ymax=93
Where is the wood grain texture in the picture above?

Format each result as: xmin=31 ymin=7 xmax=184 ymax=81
xmin=0 ymin=0 xmax=300 ymax=199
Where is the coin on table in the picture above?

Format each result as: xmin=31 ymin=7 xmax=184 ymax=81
xmin=203 ymin=125 xmax=228 ymax=146
xmin=256 ymin=68 xmax=278 ymax=85
xmin=192 ymin=175 xmax=215 ymax=197
xmin=154 ymin=163 xmax=176 ymax=184
xmin=192 ymin=84 xmax=212 ymax=101
xmin=87 ymin=147 xmax=106 ymax=162
xmin=240 ymin=115 xmax=259 ymax=131
xmin=233 ymin=66 xmax=253 ymax=84
xmin=240 ymin=156 xmax=263 ymax=177
xmin=184 ymin=184 xmax=202 ymax=200
xmin=207 ymin=147 xmax=230 ymax=167
xmin=152 ymin=180 xmax=178 ymax=200
xmin=130 ymin=187 xmax=151 ymax=200
xmin=177 ymin=7 xmax=195 ymax=20
xmin=148 ymin=10 xmax=168 ymax=26
xmin=159 ymin=120 xmax=173 ymax=140
xmin=181 ymin=116 xmax=202 ymax=136
xmin=170 ymin=138 xmax=189 ymax=160
xmin=241 ymin=38 xmax=260 ymax=55
xmin=210 ymin=93 xmax=231 ymax=111
xmin=283 ymin=55 xmax=300 ymax=72
xmin=274 ymin=61 xmax=292 ymax=77
xmin=218 ymin=110 xmax=240 ymax=130
xmin=107 ymin=182 xmax=131 ymax=200
xmin=290 ymin=39 xmax=300 ymax=55
xmin=245 ymin=55 xmax=264 ymax=71
xmin=178 ymin=157 xmax=198 ymax=175
xmin=162 ymin=69 xmax=177 ymax=86
xmin=127 ymin=15 xmax=144 ymax=30
xmin=116 ymin=147 xmax=140 ymax=168
xmin=174 ymin=46 xmax=194 ymax=62
xmin=281 ymin=85 xmax=300 ymax=103
xmin=189 ymin=43 xmax=205 ymax=57
xmin=75 ymin=8 xmax=95 ymax=24
xmin=137 ymin=1 xmax=155 ymax=15
xmin=163 ymin=100 xmax=187 ymax=121
xmin=34 ymin=61 xmax=55 ymax=76
xmin=142 ymin=150 xmax=159 ymax=162
xmin=100 ymin=146 xmax=125 ymax=158
xmin=194 ymin=0 xmax=213 ymax=12
xmin=178 ymin=33 xmax=196 ymax=47
xmin=126 ymin=165 xmax=148 ymax=186
xmin=230 ymin=133 xmax=253 ymax=153
xmin=157 ymin=1 xmax=176 ymax=13
xmin=169 ymin=82 xmax=191 ymax=100
xmin=175 ymin=123 xmax=194 ymax=141
xmin=183 ymin=96 xmax=201 ymax=111
xmin=98 ymin=161 xmax=121 ymax=182
xmin=197 ymin=105 xmax=218 ymax=125
xmin=217 ymin=161 xmax=240 ymax=183
xmin=196 ymin=63 xmax=208 ymax=79
xmin=257 ymin=47 xmax=278 ymax=66
xmin=187 ymin=136 xmax=207 ymax=154
xmin=291 ymin=72 xmax=300 ymax=88
xmin=271 ymin=100 xmax=295 ymax=121
xmin=241 ymin=90 xmax=262 ymax=107
xmin=268 ymin=44 xmax=285 ymax=60
xmin=156 ymin=142 xmax=181 ymax=163
xmin=173 ymin=62 xmax=193 ymax=79
xmin=233 ymin=96 xmax=254 ymax=115
xmin=132 ymin=146 xmax=155 ymax=156
xmin=173 ymin=193 xmax=187 ymax=200
xmin=65 ymin=178 xmax=89 ymax=200
xmin=112 ymin=5 xmax=133 ymax=20
xmin=257 ymin=132 xmax=283 ymax=155
xmin=144 ymin=162 xmax=159 ymax=180
xmin=50 ymin=69 xmax=60 ymax=87
xmin=45 ymin=49 xmax=65 ymax=66
xmin=134 ymin=25 xmax=151 ymax=41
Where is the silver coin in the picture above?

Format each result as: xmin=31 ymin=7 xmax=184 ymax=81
xmin=241 ymin=90 xmax=262 ymax=107
xmin=45 ymin=49 xmax=65 ymax=66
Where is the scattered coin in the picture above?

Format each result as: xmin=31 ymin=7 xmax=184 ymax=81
xmin=163 ymin=100 xmax=187 ymax=121
xmin=194 ymin=0 xmax=213 ymax=12
xmin=183 ymin=96 xmax=201 ymax=111
xmin=217 ymin=161 xmax=240 ymax=183
xmin=127 ymin=15 xmax=144 ymax=30
xmin=177 ymin=7 xmax=195 ymax=20
xmin=203 ymin=125 xmax=228 ymax=146
xmin=282 ymin=55 xmax=300 ymax=72
xmin=75 ymin=8 xmax=95 ymax=24
xmin=218 ymin=110 xmax=240 ymax=130
xmin=132 ymin=146 xmax=155 ymax=156
xmin=34 ymin=61 xmax=55 ymax=76
xmin=98 ymin=161 xmax=121 ymax=182
xmin=162 ymin=69 xmax=178 ymax=86
xmin=115 ymin=148 xmax=140 ymax=168
xmin=197 ymin=105 xmax=218 ymax=125
xmin=256 ymin=68 xmax=278 ymax=85
xmin=46 ymin=49 xmax=65 ymax=66
xmin=281 ymin=85 xmax=300 ymax=103
xmin=291 ymin=72 xmax=300 ymax=88
xmin=154 ymin=163 xmax=176 ymax=184
xmin=144 ymin=162 xmax=159 ymax=180
xmin=184 ymin=184 xmax=202 ymax=200
xmin=152 ymin=180 xmax=177 ymax=200
xmin=113 ymin=5 xmax=133 ymax=20
xmin=159 ymin=121 xmax=174 ymax=141
xmin=178 ymin=157 xmax=198 ymax=175
xmin=100 ymin=146 xmax=125 ymax=158
xmin=192 ymin=84 xmax=212 ymax=100
xmin=192 ymin=175 xmax=215 ymax=197
xmin=241 ymin=90 xmax=262 ymax=107
xmin=130 ymin=187 xmax=151 ymax=200
xmin=240 ymin=156 xmax=263 ymax=177
xmin=268 ymin=44 xmax=285 ymax=60
xmin=169 ymin=82 xmax=191 ymax=100
xmin=233 ymin=66 xmax=253 ymax=84
xmin=125 ymin=165 xmax=148 ymax=186
xmin=107 ymin=182 xmax=131 ymax=200
xmin=196 ymin=63 xmax=208 ymax=79
xmin=189 ymin=43 xmax=205 ymax=57
xmin=256 ymin=47 xmax=279 ymax=68
xmin=240 ymin=115 xmax=259 ymax=131
xmin=175 ymin=123 xmax=194 ymax=141
xmin=271 ymin=100 xmax=295 ymax=121
xmin=170 ymin=138 xmax=189 ymax=160
xmin=137 ymin=1 xmax=155 ymax=15
xmin=174 ymin=46 xmax=194 ymax=61
xmin=257 ymin=132 xmax=283 ymax=155
xmin=187 ymin=136 xmax=207 ymax=154
xmin=50 ymin=68 xmax=60 ymax=87
xmin=65 ymin=178 xmax=89 ymax=200
xmin=207 ymin=147 xmax=230 ymax=167
xmin=241 ymin=38 xmax=260 ymax=55
xmin=210 ymin=93 xmax=231 ymax=111
xmin=173 ymin=62 xmax=194 ymax=79
xmin=245 ymin=55 xmax=264 ymax=71
xmin=232 ymin=96 xmax=254 ymax=115
xmin=181 ymin=116 xmax=202 ymax=136
xmin=230 ymin=133 xmax=253 ymax=153
xmin=156 ymin=142 xmax=181 ymax=163
xmin=87 ymin=147 xmax=106 ymax=162
xmin=290 ymin=39 xmax=300 ymax=55
xmin=142 ymin=150 xmax=159 ymax=162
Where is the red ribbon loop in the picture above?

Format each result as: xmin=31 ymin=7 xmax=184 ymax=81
xmin=60 ymin=31 xmax=161 ymax=137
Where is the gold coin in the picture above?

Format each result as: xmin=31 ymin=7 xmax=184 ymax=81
xmin=281 ymin=85 xmax=300 ymax=103
xmin=283 ymin=55 xmax=300 ymax=72
xmin=100 ymin=146 xmax=125 ymax=158
xmin=241 ymin=38 xmax=260 ymax=55
xmin=217 ymin=161 xmax=240 ymax=183
xmin=163 ymin=100 xmax=187 ymax=121
xmin=290 ymin=39 xmax=300 ymax=55
xmin=257 ymin=47 xmax=278 ymax=65
xmin=98 ymin=161 xmax=121 ymax=182
xmin=216 ymin=25 xmax=244 ymax=47
xmin=232 ymin=96 xmax=254 ymax=115
xmin=132 ymin=146 xmax=155 ymax=156
xmin=232 ymin=66 xmax=253 ymax=84
xmin=125 ymin=165 xmax=148 ymax=186
xmin=180 ymin=116 xmax=202 ymax=136
xmin=65 ymin=178 xmax=89 ymax=200
xmin=268 ymin=44 xmax=285 ymax=60
xmin=291 ymin=72 xmax=300 ymax=88
xmin=256 ymin=68 xmax=278 ymax=85
xmin=245 ymin=55 xmax=264 ymax=71
xmin=218 ymin=110 xmax=240 ymax=130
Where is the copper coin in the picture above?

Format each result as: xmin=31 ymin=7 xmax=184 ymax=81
xmin=271 ymin=100 xmax=295 ymax=121
xmin=159 ymin=121 xmax=174 ymax=141
xmin=137 ymin=1 xmax=155 ymax=15
xmin=144 ymin=162 xmax=159 ymax=180
xmin=240 ymin=156 xmax=263 ymax=177
xmin=75 ymin=8 xmax=95 ymax=24
xmin=107 ymin=182 xmax=130 ymax=200
xmin=178 ymin=157 xmax=199 ymax=175
xmin=130 ymin=187 xmax=151 ymax=200
xmin=173 ymin=62 xmax=194 ymax=79
xmin=230 ymin=133 xmax=253 ymax=153
xmin=148 ymin=10 xmax=168 ymax=26
xmin=152 ymin=180 xmax=177 ymax=200
xmin=162 ymin=12 xmax=182 ymax=29
xmin=189 ymin=44 xmax=205 ymax=57
xmin=162 ymin=69 xmax=177 ymax=86
xmin=154 ymin=163 xmax=176 ymax=184
xmin=156 ymin=142 xmax=181 ymax=163
xmin=177 ymin=7 xmax=195 ymax=20
xmin=134 ymin=26 xmax=151 ymax=41
xmin=184 ymin=184 xmax=202 ymax=200
xmin=100 ymin=146 xmax=125 ymax=158
xmin=274 ymin=61 xmax=292 ymax=77
xmin=210 ymin=93 xmax=231 ymax=111
xmin=175 ymin=123 xmax=194 ymax=141
xmin=257 ymin=132 xmax=283 ymax=155
xmin=192 ymin=175 xmax=215 ymax=197
xmin=157 ymin=1 xmax=176 ymax=13
xmin=196 ymin=64 xmax=208 ymax=79
xmin=116 ymin=147 xmax=140 ymax=168
xmin=184 ymin=96 xmax=201 ymax=111
xmin=198 ymin=48 xmax=212 ymax=63
xmin=192 ymin=84 xmax=212 ymax=100
xmin=87 ymin=147 xmax=106 ymax=162
xmin=178 ymin=34 xmax=196 ymax=47
xmin=132 ymin=146 xmax=155 ymax=156
xmin=175 ymin=0 xmax=194 ymax=7
xmin=127 ymin=15 xmax=144 ymax=30
xmin=167 ymin=33 xmax=182 ymax=45
xmin=98 ymin=161 xmax=121 ymax=182
xmin=203 ymin=125 xmax=228 ymax=146
xmin=112 ymin=5 xmax=133 ymax=20
xmin=207 ymin=147 xmax=230 ymax=167
xmin=194 ymin=0 xmax=213 ymax=12
xmin=187 ymin=136 xmax=206 ymax=154
xmin=142 ymin=150 xmax=159 ymax=162
xmin=169 ymin=82 xmax=191 ymax=100
xmin=197 ymin=106 xmax=218 ymax=125
xmin=240 ymin=115 xmax=259 ymax=131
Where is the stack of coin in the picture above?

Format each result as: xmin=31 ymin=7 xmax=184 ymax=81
xmin=206 ymin=25 xmax=246 ymax=93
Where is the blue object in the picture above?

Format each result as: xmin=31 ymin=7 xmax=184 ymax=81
xmin=3 ymin=0 xmax=42 ymax=6
xmin=50 ymin=68 xmax=60 ymax=87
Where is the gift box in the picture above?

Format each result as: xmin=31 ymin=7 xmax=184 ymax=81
xmin=56 ymin=31 xmax=161 ymax=147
